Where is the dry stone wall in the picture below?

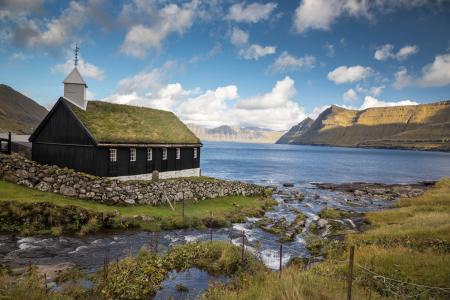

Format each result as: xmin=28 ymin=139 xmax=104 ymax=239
xmin=0 ymin=154 xmax=266 ymax=205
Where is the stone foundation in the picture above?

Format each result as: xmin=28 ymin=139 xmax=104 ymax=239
xmin=113 ymin=168 xmax=201 ymax=181
xmin=0 ymin=154 xmax=266 ymax=205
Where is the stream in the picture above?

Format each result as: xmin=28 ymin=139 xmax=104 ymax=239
xmin=1 ymin=142 xmax=449 ymax=298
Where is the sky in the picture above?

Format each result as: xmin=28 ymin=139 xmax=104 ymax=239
xmin=1 ymin=0 xmax=450 ymax=131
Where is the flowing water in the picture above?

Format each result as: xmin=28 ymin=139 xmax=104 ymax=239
xmin=1 ymin=142 xmax=449 ymax=297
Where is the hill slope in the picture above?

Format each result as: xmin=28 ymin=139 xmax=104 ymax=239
xmin=277 ymin=101 xmax=450 ymax=151
xmin=0 ymin=84 xmax=47 ymax=134
xmin=276 ymin=117 xmax=314 ymax=144
xmin=188 ymin=124 xmax=285 ymax=144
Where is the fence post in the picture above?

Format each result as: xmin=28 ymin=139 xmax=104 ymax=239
xmin=347 ymin=245 xmax=355 ymax=300
xmin=209 ymin=211 xmax=213 ymax=241
xmin=279 ymin=243 xmax=283 ymax=278
xmin=182 ymin=198 xmax=185 ymax=221
xmin=7 ymin=132 xmax=12 ymax=155
xmin=241 ymin=230 xmax=245 ymax=266
xmin=44 ymin=273 xmax=48 ymax=293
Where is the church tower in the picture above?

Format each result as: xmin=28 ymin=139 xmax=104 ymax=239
xmin=63 ymin=45 xmax=87 ymax=110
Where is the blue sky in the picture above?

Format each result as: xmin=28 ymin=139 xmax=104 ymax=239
xmin=1 ymin=0 xmax=450 ymax=130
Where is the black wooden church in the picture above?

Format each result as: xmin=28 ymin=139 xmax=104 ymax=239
xmin=29 ymin=62 xmax=201 ymax=179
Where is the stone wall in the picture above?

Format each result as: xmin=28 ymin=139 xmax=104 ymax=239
xmin=0 ymin=154 xmax=267 ymax=205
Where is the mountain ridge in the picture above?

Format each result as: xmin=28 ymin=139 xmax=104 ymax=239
xmin=188 ymin=124 xmax=285 ymax=144
xmin=0 ymin=84 xmax=48 ymax=134
xmin=276 ymin=101 xmax=450 ymax=151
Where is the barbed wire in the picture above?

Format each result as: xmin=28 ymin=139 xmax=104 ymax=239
xmin=356 ymin=263 xmax=450 ymax=294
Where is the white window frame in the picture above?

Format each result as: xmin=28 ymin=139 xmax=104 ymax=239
xmin=109 ymin=148 xmax=117 ymax=162
xmin=147 ymin=148 xmax=152 ymax=161
xmin=162 ymin=148 xmax=167 ymax=160
xmin=176 ymin=148 xmax=181 ymax=160
xmin=130 ymin=148 xmax=136 ymax=162
xmin=193 ymin=147 xmax=198 ymax=159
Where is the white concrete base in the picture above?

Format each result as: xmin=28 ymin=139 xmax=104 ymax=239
xmin=112 ymin=168 xmax=201 ymax=181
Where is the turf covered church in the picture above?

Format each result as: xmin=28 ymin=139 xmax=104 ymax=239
xmin=29 ymin=61 xmax=201 ymax=180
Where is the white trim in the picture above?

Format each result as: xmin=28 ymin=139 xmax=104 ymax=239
xmin=193 ymin=147 xmax=198 ymax=159
xmin=112 ymin=168 xmax=201 ymax=181
xmin=109 ymin=148 xmax=117 ymax=162
xmin=176 ymin=147 xmax=180 ymax=160
xmin=147 ymin=148 xmax=152 ymax=161
xmin=162 ymin=148 xmax=167 ymax=160
xmin=130 ymin=148 xmax=136 ymax=162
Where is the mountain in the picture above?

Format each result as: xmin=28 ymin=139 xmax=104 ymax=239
xmin=187 ymin=124 xmax=285 ymax=144
xmin=276 ymin=101 xmax=450 ymax=151
xmin=276 ymin=117 xmax=314 ymax=144
xmin=0 ymin=84 xmax=47 ymax=134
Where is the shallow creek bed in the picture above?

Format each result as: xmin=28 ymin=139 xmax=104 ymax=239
xmin=0 ymin=181 xmax=431 ymax=298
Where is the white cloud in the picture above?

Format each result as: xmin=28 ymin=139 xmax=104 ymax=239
xmin=293 ymin=0 xmax=369 ymax=33
xmin=230 ymin=27 xmax=249 ymax=46
xmin=293 ymin=0 xmax=435 ymax=33
xmin=419 ymin=53 xmax=450 ymax=87
xmin=0 ymin=0 xmax=45 ymax=20
xmin=120 ymin=1 xmax=198 ymax=58
xmin=237 ymin=76 xmax=296 ymax=110
xmin=309 ymin=105 xmax=330 ymax=119
xmin=239 ymin=44 xmax=276 ymax=60
xmin=343 ymin=88 xmax=358 ymax=102
xmin=369 ymin=85 xmax=385 ymax=96
xmin=327 ymin=65 xmax=372 ymax=84
xmin=52 ymin=57 xmax=105 ymax=81
xmin=9 ymin=51 xmax=27 ymax=61
xmin=225 ymin=2 xmax=277 ymax=23
xmin=324 ymin=43 xmax=335 ymax=57
xmin=269 ymin=51 xmax=315 ymax=73
xmin=393 ymin=67 xmax=413 ymax=89
xmin=374 ymin=44 xmax=418 ymax=61
xmin=115 ymin=61 xmax=175 ymax=94
xmin=360 ymin=96 xmax=418 ymax=110
xmin=13 ymin=1 xmax=87 ymax=49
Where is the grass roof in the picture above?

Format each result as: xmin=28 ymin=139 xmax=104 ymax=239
xmin=69 ymin=100 xmax=200 ymax=144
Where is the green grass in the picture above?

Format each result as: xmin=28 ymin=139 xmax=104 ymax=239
xmin=71 ymin=100 xmax=200 ymax=144
xmin=0 ymin=180 xmax=274 ymax=233
xmin=0 ymin=180 xmax=266 ymax=218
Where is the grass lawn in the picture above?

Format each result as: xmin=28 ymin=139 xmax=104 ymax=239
xmin=0 ymin=180 xmax=273 ymax=232
xmin=202 ymin=178 xmax=450 ymax=300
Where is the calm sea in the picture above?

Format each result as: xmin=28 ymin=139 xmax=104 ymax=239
xmin=201 ymin=142 xmax=450 ymax=184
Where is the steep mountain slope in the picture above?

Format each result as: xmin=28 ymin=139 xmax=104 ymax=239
xmin=0 ymin=84 xmax=47 ymax=134
xmin=276 ymin=117 xmax=314 ymax=144
xmin=277 ymin=101 xmax=450 ymax=151
xmin=187 ymin=124 xmax=285 ymax=144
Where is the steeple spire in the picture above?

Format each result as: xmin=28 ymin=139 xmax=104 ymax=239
xmin=74 ymin=44 xmax=79 ymax=67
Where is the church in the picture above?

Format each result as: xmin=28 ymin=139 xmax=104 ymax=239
xmin=29 ymin=52 xmax=201 ymax=180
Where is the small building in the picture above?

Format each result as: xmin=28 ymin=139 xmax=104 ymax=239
xmin=29 ymin=66 xmax=202 ymax=180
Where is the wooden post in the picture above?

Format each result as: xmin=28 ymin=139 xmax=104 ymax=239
xmin=347 ymin=245 xmax=355 ymax=300
xmin=182 ymin=198 xmax=185 ymax=221
xmin=241 ymin=230 xmax=245 ymax=266
xmin=209 ymin=211 xmax=213 ymax=241
xmin=7 ymin=132 xmax=11 ymax=155
xmin=279 ymin=243 xmax=283 ymax=278
xmin=44 ymin=273 xmax=48 ymax=293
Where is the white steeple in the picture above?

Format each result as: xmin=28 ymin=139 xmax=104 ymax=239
xmin=63 ymin=45 xmax=88 ymax=110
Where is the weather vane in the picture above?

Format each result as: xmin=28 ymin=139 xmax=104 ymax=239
xmin=74 ymin=44 xmax=79 ymax=67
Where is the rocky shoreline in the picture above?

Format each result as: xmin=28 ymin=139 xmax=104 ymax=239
xmin=312 ymin=181 xmax=434 ymax=200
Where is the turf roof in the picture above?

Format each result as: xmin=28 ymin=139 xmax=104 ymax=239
xmin=69 ymin=100 xmax=201 ymax=144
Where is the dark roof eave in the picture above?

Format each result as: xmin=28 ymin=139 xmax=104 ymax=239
xmin=97 ymin=142 xmax=203 ymax=148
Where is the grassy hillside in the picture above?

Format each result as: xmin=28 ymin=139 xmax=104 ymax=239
xmin=0 ymin=84 xmax=47 ymax=134
xmin=202 ymin=178 xmax=450 ymax=299
xmin=278 ymin=101 xmax=450 ymax=151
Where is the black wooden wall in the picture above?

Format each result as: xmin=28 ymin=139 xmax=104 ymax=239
xmin=31 ymin=99 xmax=201 ymax=177
xmin=96 ymin=146 xmax=200 ymax=177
